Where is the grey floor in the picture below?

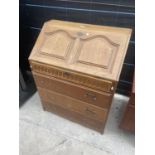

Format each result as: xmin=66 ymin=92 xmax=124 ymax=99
xmin=19 ymin=93 xmax=135 ymax=155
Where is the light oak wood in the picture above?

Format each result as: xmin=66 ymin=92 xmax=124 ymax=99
xmin=33 ymin=72 xmax=113 ymax=109
xmin=42 ymin=100 xmax=105 ymax=133
xmin=31 ymin=62 xmax=116 ymax=93
xmin=29 ymin=20 xmax=132 ymax=81
xmin=38 ymin=87 xmax=107 ymax=122
xmin=29 ymin=20 xmax=131 ymax=132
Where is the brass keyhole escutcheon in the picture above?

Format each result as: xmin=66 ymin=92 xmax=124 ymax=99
xmin=63 ymin=72 xmax=70 ymax=77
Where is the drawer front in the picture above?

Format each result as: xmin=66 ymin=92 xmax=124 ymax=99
xmin=38 ymin=87 xmax=108 ymax=122
xmin=33 ymin=73 xmax=112 ymax=109
xmin=30 ymin=62 xmax=114 ymax=93
xmin=42 ymin=100 xmax=105 ymax=133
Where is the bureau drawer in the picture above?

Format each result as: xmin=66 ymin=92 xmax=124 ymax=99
xmin=33 ymin=73 xmax=112 ymax=109
xmin=31 ymin=62 xmax=114 ymax=93
xmin=42 ymin=100 xmax=105 ymax=133
xmin=38 ymin=87 xmax=108 ymax=122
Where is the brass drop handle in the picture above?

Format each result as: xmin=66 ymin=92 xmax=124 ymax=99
xmin=85 ymin=108 xmax=96 ymax=115
xmin=84 ymin=92 xmax=96 ymax=101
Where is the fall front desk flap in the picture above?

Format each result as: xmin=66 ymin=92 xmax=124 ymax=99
xmin=29 ymin=20 xmax=132 ymax=82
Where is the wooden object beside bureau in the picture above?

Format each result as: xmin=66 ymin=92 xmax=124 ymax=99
xmin=29 ymin=20 xmax=132 ymax=133
xmin=120 ymin=75 xmax=135 ymax=132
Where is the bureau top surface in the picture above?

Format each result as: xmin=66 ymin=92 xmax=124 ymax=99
xmin=29 ymin=20 xmax=132 ymax=81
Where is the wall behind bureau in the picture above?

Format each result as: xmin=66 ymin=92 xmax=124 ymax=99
xmin=19 ymin=0 xmax=135 ymax=95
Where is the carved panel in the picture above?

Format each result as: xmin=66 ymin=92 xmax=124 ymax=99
xmin=40 ymin=30 xmax=75 ymax=60
xmin=75 ymin=36 xmax=119 ymax=70
xmin=31 ymin=62 xmax=114 ymax=93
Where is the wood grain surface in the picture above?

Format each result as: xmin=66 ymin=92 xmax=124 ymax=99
xmin=29 ymin=20 xmax=131 ymax=132
xmin=29 ymin=20 xmax=132 ymax=81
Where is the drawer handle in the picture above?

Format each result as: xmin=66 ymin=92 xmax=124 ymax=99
xmin=85 ymin=108 xmax=96 ymax=115
xmin=111 ymin=86 xmax=114 ymax=91
xmin=84 ymin=92 xmax=96 ymax=101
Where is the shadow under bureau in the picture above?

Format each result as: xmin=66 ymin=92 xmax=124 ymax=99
xmin=29 ymin=20 xmax=132 ymax=133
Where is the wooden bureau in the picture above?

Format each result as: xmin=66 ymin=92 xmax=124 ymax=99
xmin=29 ymin=20 xmax=132 ymax=133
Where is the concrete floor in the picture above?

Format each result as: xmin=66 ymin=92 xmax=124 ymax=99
xmin=19 ymin=93 xmax=135 ymax=155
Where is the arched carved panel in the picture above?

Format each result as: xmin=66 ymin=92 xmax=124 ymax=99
xmin=30 ymin=20 xmax=131 ymax=81
xmin=75 ymin=36 xmax=119 ymax=70
xmin=40 ymin=30 xmax=75 ymax=60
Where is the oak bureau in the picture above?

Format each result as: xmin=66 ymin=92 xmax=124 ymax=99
xmin=29 ymin=20 xmax=132 ymax=133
